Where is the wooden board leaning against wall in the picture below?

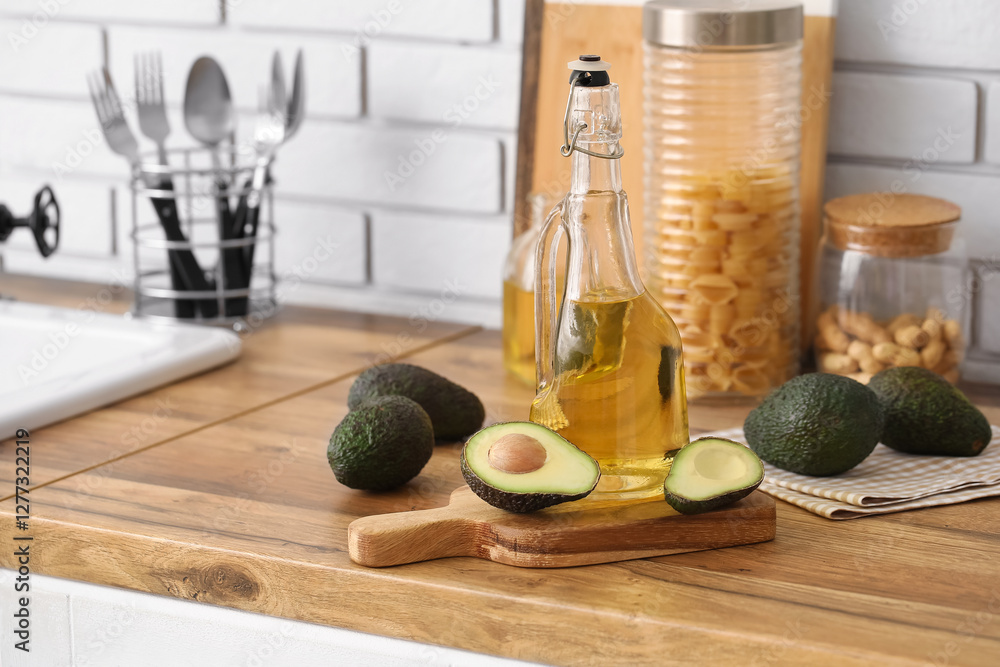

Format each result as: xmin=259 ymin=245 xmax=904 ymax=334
xmin=514 ymin=0 xmax=837 ymax=352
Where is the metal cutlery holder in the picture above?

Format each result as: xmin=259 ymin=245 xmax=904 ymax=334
xmin=130 ymin=146 xmax=277 ymax=328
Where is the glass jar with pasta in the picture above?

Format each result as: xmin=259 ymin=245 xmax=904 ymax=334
xmin=642 ymin=0 xmax=803 ymax=400
xmin=816 ymin=193 xmax=968 ymax=385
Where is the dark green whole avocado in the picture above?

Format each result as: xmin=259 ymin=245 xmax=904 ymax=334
xmin=744 ymin=373 xmax=884 ymax=476
xmin=663 ymin=437 xmax=764 ymax=515
xmin=328 ymin=395 xmax=434 ymax=491
xmin=868 ymin=366 xmax=992 ymax=457
xmin=460 ymin=422 xmax=600 ymax=513
xmin=348 ymin=363 xmax=485 ymax=440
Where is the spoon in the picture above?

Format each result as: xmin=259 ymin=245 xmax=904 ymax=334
xmin=183 ymin=56 xmax=242 ymax=314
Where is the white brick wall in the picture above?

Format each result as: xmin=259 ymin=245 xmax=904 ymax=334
xmin=107 ymin=26 xmax=362 ymax=118
xmin=369 ymin=42 xmax=521 ymax=129
xmin=0 ymin=19 xmax=103 ymax=98
xmin=0 ymin=0 xmax=219 ymax=25
xmin=371 ymin=211 xmax=511 ymax=299
xmin=228 ymin=0 xmax=495 ymax=42
xmin=986 ymin=83 xmax=1000 ymax=166
xmin=835 ymin=0 xmax=1000 ymax=70
xmin=830 ymin=0 xmax=1000 ymax=381
xmin=827 ymin=71 xmax=977 ymax=163
xmin=0 ymin=0 xmax=524 ymax=327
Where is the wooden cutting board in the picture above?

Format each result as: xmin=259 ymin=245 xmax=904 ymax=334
xmin=349 ymin=486 xmax=775 ymax=568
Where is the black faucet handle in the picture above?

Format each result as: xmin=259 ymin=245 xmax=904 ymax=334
xmin=29 ymin=185 xmax=60 ymax=258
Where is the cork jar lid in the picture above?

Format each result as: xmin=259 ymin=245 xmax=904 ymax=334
xmin=823 ymin=193 xmax=961 ymax=258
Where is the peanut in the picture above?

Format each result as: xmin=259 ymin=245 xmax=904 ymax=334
xmin=893 ymin=347 xmax=922 ymax=367
xmin=921 ymin=317 xmax=943 ymax=342
xmin=872 ymin=342 xmax=900 ymax=364
xmin=894 ymin=324 xmax=930 ymax=349
xmin=920 ymin=339 xmax=947 ymax=369
xmin=847 ymin=372 xmax=874 ymax=385
xmin=943 ymin=319 xmax=963 ymax=348
xmin=886 ymin=313 xmax=921 ymax=334
xmin=859 ymin=357 xmax=887 ymax=375
xmin=846 ymin=339 xmax=873 ymax=362
xmin=818 ymin=352 xmax=859 ymax=374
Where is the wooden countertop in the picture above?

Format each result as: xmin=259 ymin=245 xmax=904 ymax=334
xmin=3 ymin=277 xmax=1000 ymax=666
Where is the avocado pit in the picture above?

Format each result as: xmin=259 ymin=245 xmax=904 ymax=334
xmin=488 ymin=433 xmax=548 ymax=474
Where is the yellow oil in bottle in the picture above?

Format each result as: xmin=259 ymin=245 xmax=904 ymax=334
xmin=502 ymin=280 xmax=536 ymax=385
xmin=530 ymin=289 xmax=689 ymax=500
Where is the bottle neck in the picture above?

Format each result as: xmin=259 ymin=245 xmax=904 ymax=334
xmin=570 ymin=145 xmax=623 ymax=195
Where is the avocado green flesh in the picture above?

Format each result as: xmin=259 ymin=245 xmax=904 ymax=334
xmin=744 ymin=373 xmax=884 ymax=476
xmin=663 ymin=438 xmax=764 ymax=515
xmin=868 ymin=366 xmax=993 ymax=457
xmin=461 ymin=422 xmax=600 ymax=513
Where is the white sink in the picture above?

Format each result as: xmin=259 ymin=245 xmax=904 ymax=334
xmin=0 ymin=300 xmax=241 ymax=439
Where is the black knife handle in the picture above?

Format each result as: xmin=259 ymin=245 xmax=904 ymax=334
xmin=147 ymin=195 xmax=219 ymax=319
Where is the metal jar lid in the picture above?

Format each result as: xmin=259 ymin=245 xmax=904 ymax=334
xmin=643 ymin=0 xmax=803 ymax=48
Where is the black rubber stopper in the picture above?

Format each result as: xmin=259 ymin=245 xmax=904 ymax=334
xmin=569 ymin=56 xmax=610 ymax=87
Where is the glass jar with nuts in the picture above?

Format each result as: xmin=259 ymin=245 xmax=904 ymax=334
xmin=816 ymin=193 xmax=967 ymax=384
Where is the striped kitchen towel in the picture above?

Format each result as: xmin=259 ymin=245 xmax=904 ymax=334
xmin=706 ymin=426 xmax=1000 ymax=520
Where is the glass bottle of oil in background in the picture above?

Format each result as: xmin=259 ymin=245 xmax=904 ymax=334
xmin=531 ymin=56 xmax=689 ymax=501
xmin=503 ymin=194 xmax=555 ymax=385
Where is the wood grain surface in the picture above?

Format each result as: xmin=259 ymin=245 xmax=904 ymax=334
xmin=349 ymin=486 xmax=775 ymax=568
xmin=2 ymin=320 xmax=1000 ymax=665
xmin=0 ymin=275 xmax=476 ymax=497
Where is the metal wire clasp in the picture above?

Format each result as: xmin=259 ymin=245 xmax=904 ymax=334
xmin=559 ymin=73 xmax=625 ymax=160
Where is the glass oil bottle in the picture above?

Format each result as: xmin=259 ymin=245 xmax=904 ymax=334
xmin=503 ymin=194 xmax=555 ymax=385
xmin=530 ymin=56 xmax=689 ymax=501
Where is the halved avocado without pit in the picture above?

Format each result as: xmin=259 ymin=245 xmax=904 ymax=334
xmin=663 ymin=437 xmax=764 ymax=515
xmin=461 ymin=422 xmax=600 ymax=513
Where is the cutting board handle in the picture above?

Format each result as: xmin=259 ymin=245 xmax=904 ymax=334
xmin=349 ymin=491 xmax=485 ymax=567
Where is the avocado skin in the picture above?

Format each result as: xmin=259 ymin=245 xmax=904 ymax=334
xmin=664 ymin=483 xmax=761 ymax=515
xmin=744 ymin=373 xmax=884 ymax=476
xmin=459 ymin=451 xmax=597 ymax=513
xmin=868 ymin=366 xmax=992 ymax=457
xmin=348 ymin=363 xmax=485 ymax=441
xmin=328 ymin=396 xmax=434 ymax=491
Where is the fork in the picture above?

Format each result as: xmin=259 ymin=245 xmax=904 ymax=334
xmin=133 ymin=52 xmax=193 ymax=318
xmin=87 ymin=66 xmax=218 ymax=318
xmin=134 ymin=52 xmax=171 ymax=167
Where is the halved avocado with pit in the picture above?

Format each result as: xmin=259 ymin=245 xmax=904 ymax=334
xmin=461 ymin=422 xmax=600 ymax=513
xmin=663 ymin=437 xmax=764 ymax=515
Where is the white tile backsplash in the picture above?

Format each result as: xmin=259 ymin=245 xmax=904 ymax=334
xmin=107 ymin=25 xmax=362 ymax=118
xmin=272 ymin=199 xmax=368 ymax=286
xmin=0 ymin=19 xmax=102 ymax=98
xmin=828 ymin=71 xmax=977 ymax=163
xmin=985 ymin=82 xmax=1000 ymax=166
xmin=0 ymin=96 xmax=124 ymax=178
xmin=266 ymin=120 xmax=505 ymax=213
xmin=372 ymin=211 xmax=510 ymax=299
xmin=369 ymin=42 xmax=522 ymax=129
xmin=228 ymin=0 xmax=495 ymax=42
xmin=0 ymin=0 xmax=219 ymax=25
xmin=836 ymin=0 xmax=1000 ymax=70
